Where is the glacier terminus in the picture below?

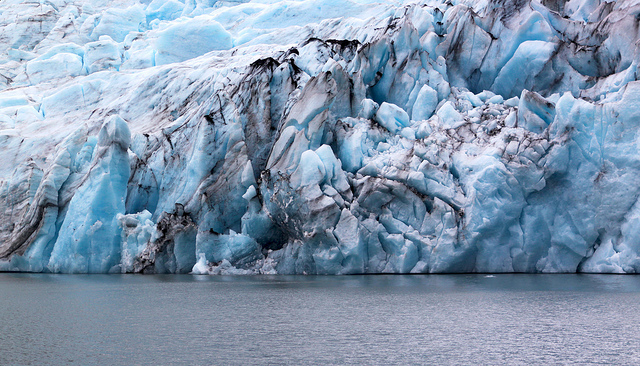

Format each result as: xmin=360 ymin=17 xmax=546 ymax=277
xmin=1 ymin=0 xmax=640 ymax=274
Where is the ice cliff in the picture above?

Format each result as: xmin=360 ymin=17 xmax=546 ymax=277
xmin=2 ymin=0 xmax=640 ymax=274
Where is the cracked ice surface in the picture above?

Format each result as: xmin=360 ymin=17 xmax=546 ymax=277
xmin=1 ymin=0 xmax=640 ymax=273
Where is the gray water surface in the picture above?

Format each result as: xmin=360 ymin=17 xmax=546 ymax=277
xmin=1 ymin=274 xmax=640 ymax=365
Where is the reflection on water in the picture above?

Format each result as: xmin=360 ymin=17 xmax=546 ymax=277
xmin=2 ymin=274 xmax=640 ymax=365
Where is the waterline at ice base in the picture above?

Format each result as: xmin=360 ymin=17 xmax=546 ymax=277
xmin=2 ymin=0 xmax=640 ymax=274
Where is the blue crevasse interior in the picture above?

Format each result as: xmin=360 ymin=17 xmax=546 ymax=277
xmin=1 ymin=0 xmax=640 ymax=274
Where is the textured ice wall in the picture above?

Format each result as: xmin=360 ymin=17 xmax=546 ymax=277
xmin=1 ymin=0 xmax=640 ymax=273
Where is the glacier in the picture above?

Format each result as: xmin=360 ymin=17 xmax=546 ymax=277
xmin=1 ymin=0 xmax=640 ymax=274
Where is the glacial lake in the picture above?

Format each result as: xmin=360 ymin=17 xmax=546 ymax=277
xmin=2 ymin=274 xmax=640 ymax=365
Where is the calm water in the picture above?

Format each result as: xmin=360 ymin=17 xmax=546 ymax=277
xmin=1 ymin=274 xmax=640 ymax=365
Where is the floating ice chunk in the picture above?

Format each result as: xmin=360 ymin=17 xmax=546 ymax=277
xmin=411 ymin=84 xmax=438 ymax=121
xmin=374 ymin=102 xmax=410 ymax=134
xmin=155 ymin=16 xmax=232 ymax=65
xmin=436 ymin=101 xmax=464 ymax=129
xmin=191 ymin=253 xmax=210 ymax=275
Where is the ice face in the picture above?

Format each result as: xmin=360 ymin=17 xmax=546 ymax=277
xmin=2 ymin=0 xmax=640 ymax=274
xmin=48 ymin=116 xmax=131 ymax=273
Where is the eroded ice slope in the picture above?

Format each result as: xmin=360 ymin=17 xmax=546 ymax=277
xmin=1 ymin=0 xmax=640 ymax=273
